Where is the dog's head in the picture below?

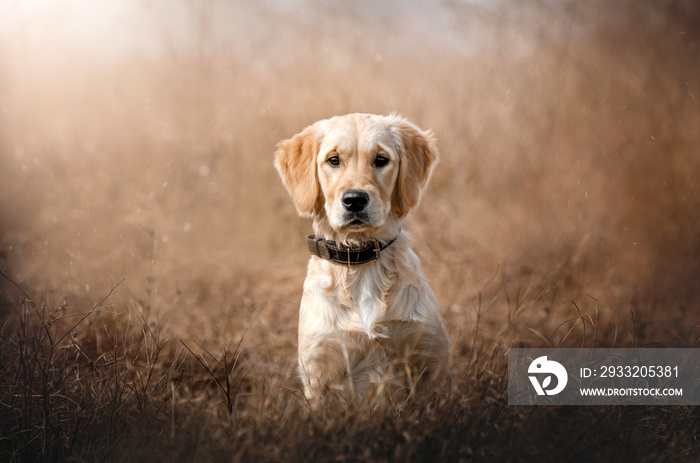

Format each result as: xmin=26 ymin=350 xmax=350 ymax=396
xmin=275 ymin=113 xmax=437 ymax=236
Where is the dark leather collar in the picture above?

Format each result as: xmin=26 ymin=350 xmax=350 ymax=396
xmin=306 ymin=234 xmax=398 ymax=265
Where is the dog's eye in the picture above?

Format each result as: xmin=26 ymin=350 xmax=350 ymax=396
xmin=374 ymin=155 xmax=389 ymax=168
xmin=327 ymin=155 xmax=340 ymax=167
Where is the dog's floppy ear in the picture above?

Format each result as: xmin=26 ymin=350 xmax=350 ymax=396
xmin=274 ymin=122 xmax=325 ymax=217
xmin=390 ymin=117 xmax=438 ymax=218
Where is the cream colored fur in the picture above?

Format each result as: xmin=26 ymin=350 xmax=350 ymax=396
xmin=275 ymin=113 xmax=449 ymax=406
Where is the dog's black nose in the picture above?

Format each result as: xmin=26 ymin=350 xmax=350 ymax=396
xmin=341 ymin=190 xmax=370 ymax=212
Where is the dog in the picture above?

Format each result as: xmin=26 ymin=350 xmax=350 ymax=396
xmin=274 ymin=113 xmax=449 ymax=406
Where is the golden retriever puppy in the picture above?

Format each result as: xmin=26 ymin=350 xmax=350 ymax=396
xmin=275 ymin=113 xmax=449 ymax=407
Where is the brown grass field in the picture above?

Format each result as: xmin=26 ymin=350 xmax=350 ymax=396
xmin=1 ymin=0 xmax=699 ymax=461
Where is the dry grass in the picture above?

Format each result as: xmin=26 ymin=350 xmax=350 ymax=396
xmin=1 ymin=0 xmax=700 ymax=461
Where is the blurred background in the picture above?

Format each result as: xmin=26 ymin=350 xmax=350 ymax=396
xmin=1 ymin=0 xmax=699 ymax=350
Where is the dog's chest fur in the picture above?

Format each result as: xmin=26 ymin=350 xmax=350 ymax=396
xmin=300 ymin=237 xmax=430 ymax=342
xmin=333 ymin=260 xmax=394 ymax=338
